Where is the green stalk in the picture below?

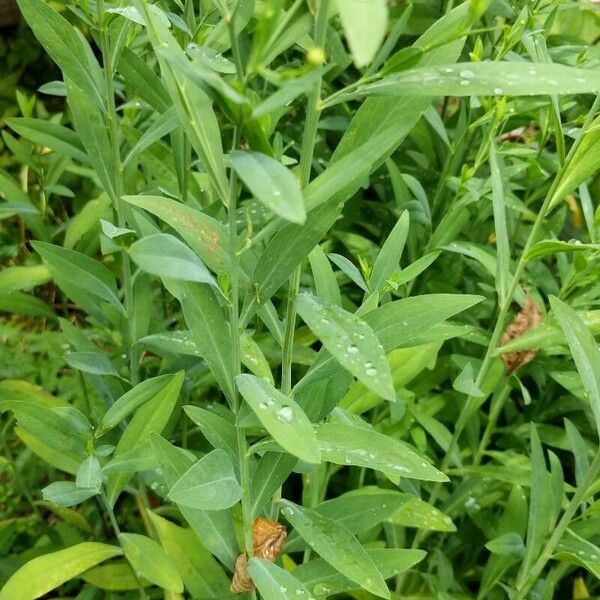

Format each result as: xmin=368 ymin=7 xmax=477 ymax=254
xmin=101 ymin=492 xmax=148 ymax=599
xmin=428 ymin=93 xmax=600 ymax=503
xmin=96 ymin=0 xmax=138 ymax=385
xmin=226 ymin=8 xmax=255 ymax=596
xmin=473 ymin=379 xmax=511 ymax=466
xmin=280 ymin=0 xmax=329 ymax=394
xmin=514 ymin=448 xmax=600 ymax=598
xmin=399 ymin=95 xmax=600 ymax=579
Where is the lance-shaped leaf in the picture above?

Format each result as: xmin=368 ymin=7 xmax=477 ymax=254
xmin=0 ymin=543 xmax=122 ymax=600
xmin=248 ymin=558 xmax=313 ymax=600
xmin=297 ymin=292 xmax=394 ymax=401
xmin=341 ymin=61 xmax=600 ymax=104
xmin=550 ymin=296 xmax=600 ymax=437
xmin=168 ymin=449 xmax=242 ymax=510
xmin=336 ymin=0 xmax=388 ymax=68
xmin=231 ymin=150 xmax=305 ymax=223
xmin=280 ymin=500 xmax=390 ymax=599
xmin=119 ymin=533 xmax=183 ymax=593
xmin=236 ymin=374 xmax=320 ymax=463
xmin=129 ymin=233 xmax=218 ymax=287
xmin=16 ymin=0 xmax=104 ymax=110
xmin=317 ymin=422 xmax=448 ymax=482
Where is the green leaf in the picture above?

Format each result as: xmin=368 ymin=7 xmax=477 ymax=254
xmin=555 ymin=529 xmax=600 ymax=578
xmin=151 ymin=435 xmax=238 ymax=568
xmin=317 ymin=422 xmax=448 ymax=482
xmin=297 ymin=292 xmax=394 ymax=401
xmin=489 ymin=144 xmax=510 ymax=301
xmin=123 ymin=194 xmax=229 ymax=274
xmin=525 ymin=239 xmax=600 ymax=261
xmin=251 ymin=453 xmax=297 ymax=517
xmin=248 ymin=558 xmax=314 ymax=600
xmin=336 ymin=0 xmax=388 ymax=68
xmin=550 ymin=296 xmax=600 ymax=437
xmin=81 ymin=562 xmax=145 ymax=591
xmin=175 ymin=282 xmax=235 ymax=405
xmin=0 ymin=292 xmax=55 ymax=319
xmin=370 ymin=211 xmax=410 ymax=292
xmin=183 ymin=405 xmax=238 ymax=462
xmin=149 ymin=512 xmax=232 ymax=597
xmin=486 ymin=533 xmax=525 ymax=557
xmin=309 ymin=245 xmax=342 ymax=306
xmin=0 ymin=542 xmax=122 ymax=600
xmin=280 ymin=500 xmax=390 ymax=599
xmin=140 ymin=2 xmax=229 ymax=202
xmin=65 ymin=78 xmax=115 ymax=199
xmin=76 ymin=455 xmax=103 ymax=490
xmin=129 ymin=233 xmax=218 ymax=287
xmin=100 ymin=373 xmax=180 ymax=434
xmin=349 ymin=62 xmax=600 ymax=102
xmin=0 ymin=264 xmax=51 ymax=294
xmin=65 ymin=351 xmax=119 ymax=377
xmin=236 ymin=374 xmax=321 ymax=463
xmin=231 ymin=151 xmax=305 ymax=224
xmin=119 ymin=533 xmax=184 ymax=593
xmin=107 ymin=371 xmax=184 ymax=504
xmin=286 ymin=487 xmax=409 ymax=552
xmin=7 ymin=117 xmax=88 ymax=163
xmin=168 ymin=449 xmax=242 ymax=510
xmin=32 ymin=241 xmax=122 ymax=319
xmin=388 ymin=495 xmax=456 ymax=532
xmin=293 ymin=548 xmax=425 ymax=596
xmin=550 ymin=113 xmax=600 ymax=208
xmin=15 ymin=0 xmax=104 ymax=110
xmin=41 ymin=481 xmax=99 ymax=507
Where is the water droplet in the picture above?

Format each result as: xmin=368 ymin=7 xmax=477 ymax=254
xmin=494 ymin=88 xmax=503 ymax=94
xmin=460 ymin=69 xmax=475 ymax=79
xmin=277 ymin=406 xmax=294 ymax=423
xmin=366 ymin=367 xmax=377 ymax=376
xmin=444 ymin=67 xmax=453 ymax=73
xmin=280 ymin=586 xmax=288 ymax=593
xmin=460 ymin=79 xmax=470 ymax=86
xmin=529 ymin=68 xmax=536 ymax=75
xmin=347 ymin=344 xmax=359 ymax=354
xmin=259 ymin=402 xmax=268 ymax=409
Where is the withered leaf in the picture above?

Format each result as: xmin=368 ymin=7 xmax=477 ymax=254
xmin=231 ymin=518 xmax=287 ymax=594
xmin=253 ymin=517 xmax=287 ymax=561
xmin=230 ymin=553 xmax=254 ymax=594
xmin=501 ymin=293 xmax=542 ymax=374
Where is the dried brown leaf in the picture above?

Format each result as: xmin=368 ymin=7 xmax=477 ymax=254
xmin=230 ymin=553 xmax=255 ymax=594
xmin=230 ymin=518 xmax=287 ymax=593
xmin=501 ymin=293 xmax=542 ymax=374
xmin=253 ymin=517 xmax=287 ymax=561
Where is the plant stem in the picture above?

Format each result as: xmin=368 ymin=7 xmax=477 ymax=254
xmin=225 ymin=9 xmax=255 ymax=594
xmin=428 ymin=93 xmax=600 ymax=503
xmin=280 ymin=0 xmax=329 ymax=394
xmin=473 ymin=379 xmax=511 ymax=465
xmin=101 ymin=492 xmax=148 ymax=599
xmin=514 ymin=448 xmax=600 ymax=599
xmin=96 ymin=0 xmax=138 ymax=386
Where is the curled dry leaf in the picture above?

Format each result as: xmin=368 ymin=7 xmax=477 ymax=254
xmin=230 ymin=518 xmax=287 ymax=593
xmin=230 ymin=553 xmax=254 ymax=594
xmin=253 ymin=517 xmax=287 ymax=560
xmin=501 ymin=293 xmax=542 ymax=374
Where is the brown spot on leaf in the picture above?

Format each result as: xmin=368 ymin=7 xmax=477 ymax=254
xmin=501 ymin=293 xmax=542 ymax=374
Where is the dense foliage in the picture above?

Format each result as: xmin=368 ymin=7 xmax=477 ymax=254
xmin=2 ymin=0 xmax=600 ymax=598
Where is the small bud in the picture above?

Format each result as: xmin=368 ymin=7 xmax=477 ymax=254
xmin=306 ymin=46 xmax=326 ymax=66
